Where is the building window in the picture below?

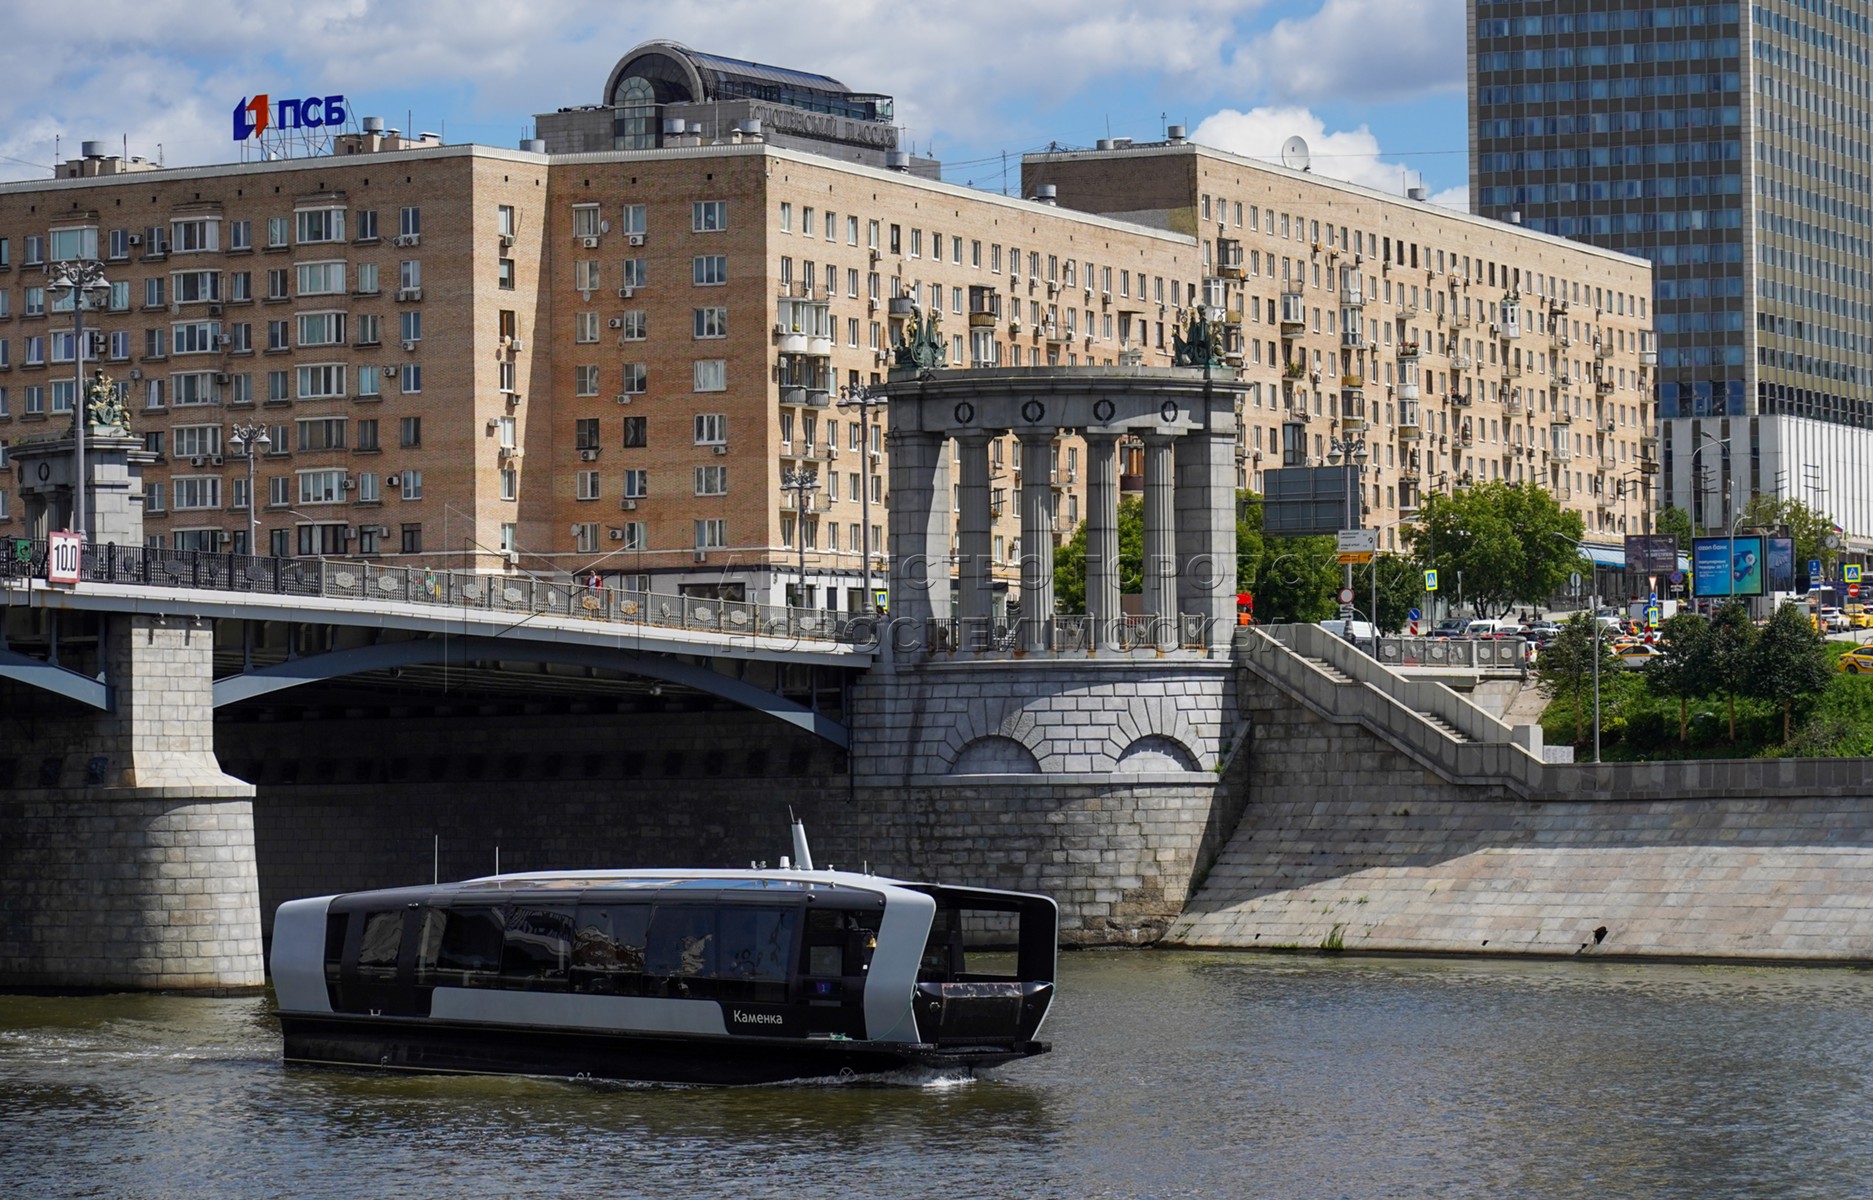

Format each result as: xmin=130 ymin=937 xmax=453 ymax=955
xmin=620 ymin=310 xmax=647 ymax=340
xmin=357 ymin=419 xmax=379 ymax=451
xmin=574 ymin=418 xmax=600 ymax=450
xmin=621 ymin=259 xmax=647 ymax=289
xmin=500 ymin=468 xmax=517 ymax=500
xmin=573 ymin=204 xmax=601 ymax=238
xmin=692 ymin=255 xmax=727 ymax=286
xmin=399 ymin=416 xmax=421 ymax=448
xmin=576 ymin=365 xmax=600 ymax=396
xmin=296 ymin=312 xmax=346 ymax=347
xmin=693 ymin=360 xmax=726 ymax=392
xmin=296 ymin=417 xmax=346 ymax=451
xmin=400 ymin=260 xmax=421 ymax=291
xmin=694 ymin=465 xmax=727 ymax=495
xmin=693 ymin=201 xmax=727 ymax=232
xmin=297 ymin=364 xmax=346 ymax=399
xmin=298 ymin=468 xmax=346 ymax=505
xmin=399 ymin=207 xmax=421 ymax=239
xmin=356 ymin=210 xmax=378 ymax=241
xmin=695 ymin=519 xmax=727 ymax=549
xmin=399 ymin=471 xmax=423 ymax=501
xmin=575 ymin=260 xmax=601 ymax=291
xmin=401 ymin=523 xmax=423 ymax=554
xmin=623 ymin=469 xmax=648 ymax=499
xmin=400 ymin=363 xmax=421 ymax=393
xmin=620 ymin=204 xmax=646 ymax=235
xmin=399 ymin=311 xmax=421 ymax=345
xmin=267 ymin=268 xmax=289 ymax=300
xmin=576 ymin=470 xmax=600 ymax=500
xmin=693 ymin=306 xmax=727 ymax=339
xmin=575 ymin=312 xmax=599 ymax=343
xmin=498 ymin=259 xmax=515 ymax=290
xmin=694 ymin=413 xmax=726 ymax=444
xmin=621 ymin=363 xmax=647 ymax=394
xmin=295 ymin=207 xmax=346 ymax=244
xmin=622 ymin=415 xmax=647 ymax=447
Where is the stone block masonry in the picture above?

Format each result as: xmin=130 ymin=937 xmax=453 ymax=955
xmin=1166 ymin=642 xmax=1873 ymax=962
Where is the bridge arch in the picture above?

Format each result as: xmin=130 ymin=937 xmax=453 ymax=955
xmin=211 ymin=634 xmax=850 ymax=748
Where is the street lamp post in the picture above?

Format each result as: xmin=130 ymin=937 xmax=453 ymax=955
xmin=1326 ymin=434 xmax=1370 ymax=642
xmin=781 ymin=468 xmax=821 ymax=609
xmin=46 ymin=260 xmax=112 ymax=542
xmin=226 ymin=423 xmax=273 ymax=556
xmin=836 ymin=382 xmax=878 ymax=613
xmin=1556 ymin=532 xmax=1602 ymax=763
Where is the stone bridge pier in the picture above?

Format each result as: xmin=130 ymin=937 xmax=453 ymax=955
xmin=0 ymin=612 xmax=263 ymax=991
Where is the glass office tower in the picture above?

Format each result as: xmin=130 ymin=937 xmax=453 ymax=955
xmin=1470 ymin=1 xmax=1873 ymax=549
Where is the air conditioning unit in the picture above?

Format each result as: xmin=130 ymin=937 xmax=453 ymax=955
xmin=218 ymin=530 xmax=232 ymax=544
xmin=502 ymin=549 xmax=520 ymax=566
xmin=216 ymin=335 xmax=232 ymax=348
xmin=581 ymin=236 xmax=599 ymax=248
xmin=620 ymin=498 xmax=637 ymax=511
xmin=826 ymin=446 xmax=839 ymax=460
xmin=693 ymin=550 xmax=708 ymax=563
xmin=340 ymin=478 xmax=355 ymax=491
xmin=609 ymin=528 xmax=625 ymax=541
xmin=208 ymin=304 xmax=223 ymax=316
xmin=210 ymin=455 xmax=224 ymax=466
xmin=397 ymin=288 xmax=422 ymax=301
xmin=402 ymin=340 xmax=416 ymax=352
xmin=499 ymin=233 xmax=514 ymax=249
xmin=579 ymin=448 xmax=599 ymax=462
xmin=712 ymin=444 xmax=728 ymax=456
xmin=618 ymin=287 xmax=634 ymax=300
xmin=608 ymin=317 xmax=624 ymax=330
xmin=127 ymin=234 xmax=142 ymax=246
xmin=508 ymin=338 xmax=524 ymax=352
xmin=130 ymin=368 xmax=142 ymax=380
xmin=215 ymin=372 xmax=230 ymax=384
xmin=387 ymin=474 xmax=401 ymax=487
xmin=189 ymin=455 xmax=206 ymax=467
xmin=615 ymin=394 xmax=633 ymax=405
xmin=628 ymin=234 xmax=645 ymax=247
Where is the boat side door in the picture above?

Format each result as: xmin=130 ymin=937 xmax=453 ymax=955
xmin=793 ymin=905 xmax=880 ymax=1036
xmin=334 ymin=905 xmax=421 ymax=1016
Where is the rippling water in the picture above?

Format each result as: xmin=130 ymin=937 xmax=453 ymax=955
xmin=5 ymin=952 xmax=1873 ymax=1199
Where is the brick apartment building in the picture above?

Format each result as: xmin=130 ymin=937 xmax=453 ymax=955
xmin=0 ymin=41 xmax=1654 ymax=610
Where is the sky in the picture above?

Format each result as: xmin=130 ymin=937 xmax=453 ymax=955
xmin=0 ymin=0 xmax=1469 ymax=207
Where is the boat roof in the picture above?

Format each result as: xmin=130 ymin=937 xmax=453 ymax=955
xmin=304 ymin=868 xmax=1054 ymax=911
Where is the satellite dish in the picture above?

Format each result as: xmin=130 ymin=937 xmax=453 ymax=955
xmin=1280 ymin=135 xmax=1311 ymax=173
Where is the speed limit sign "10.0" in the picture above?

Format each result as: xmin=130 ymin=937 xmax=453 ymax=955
xmin=47 ymin=531 xmax=81 ymax=585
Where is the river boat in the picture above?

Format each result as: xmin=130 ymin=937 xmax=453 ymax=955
xmin=271 ymin=823 xmax=1057 ymax=1084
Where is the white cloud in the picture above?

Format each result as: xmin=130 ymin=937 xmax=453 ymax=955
xmin=1191 ymin=105 xmax=1439 ymax=196
xmin=1429 ymin=184 xmax=1469 ymax=212
xmin=0 ymin=0 xmax=1278 ymax=180
xmin=1227 ymin=0 xmax=1464 ymax=105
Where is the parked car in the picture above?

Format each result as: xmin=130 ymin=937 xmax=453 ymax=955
xmin=1525 ymin=622 xmax=1562 ymax=644
xmin=1317 ymin=618 xmax=1376 ymax=645
xmin=1615 ymin=643 xmax=1663 ymax=669
xmin=1431 ymin=618 xmax=1469 ymax=639
xmin=1819 ymin=607 xmax=1852 ymax=634
xmin=1840 ymin=646 xmax=1873 ymax=675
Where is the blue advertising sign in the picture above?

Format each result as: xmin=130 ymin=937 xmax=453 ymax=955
xmin=1767 ymin=536 xmax=1796 ymax=593
xmin=1692 ymin=536 xmax=1766 ymax=598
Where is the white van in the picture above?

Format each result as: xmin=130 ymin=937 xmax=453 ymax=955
xmin=1463 ymin=619 xmax=1516 ymax=638
xmin=1317 ymin=618 xmax=1376 ymax=644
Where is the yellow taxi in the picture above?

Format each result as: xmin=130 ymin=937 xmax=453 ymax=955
xmin=1840 ymin=646 xmax=1873 ymax=675
xmin=1614 ymin=643 xmax=1663 ymax=669
xmin=1847 ymin=605 xmax=1873 ymax=630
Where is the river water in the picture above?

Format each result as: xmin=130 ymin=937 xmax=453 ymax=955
xmin=4 ymin=951 xmax=1872 ymax=1199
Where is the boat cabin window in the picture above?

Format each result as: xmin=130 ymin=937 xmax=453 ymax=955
xmin=432 ymin=905 xmax=504 ymax=975
xmin=571 ymin=903 xmax=651 ymax=987
xmin=501 ymin=906 xmax=574 ymax=986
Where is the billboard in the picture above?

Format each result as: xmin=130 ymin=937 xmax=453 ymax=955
xmin=1623 ymin=534 xmax=1678 ymax=574
xmin=1766 ymin=536 xmax=1796 ymax=593
xmin=1692 ymin=535 xmax=1766 ymax=598
xmin=1260 ymin=466 xmax=1358 ymax=537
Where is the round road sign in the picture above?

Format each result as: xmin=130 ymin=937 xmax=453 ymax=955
xmin=1852 ymin=584 xmax=1862 ymax=599
xmin=1337 ymin=587 xmax=1355 ymax=604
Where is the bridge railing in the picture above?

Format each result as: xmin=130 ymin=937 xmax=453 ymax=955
xmin=897 ymin=613 xmax=1214 ymax=656
xmin=1 ymin=538 xmax=868 ymax=645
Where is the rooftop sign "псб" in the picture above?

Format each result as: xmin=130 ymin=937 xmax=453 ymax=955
xmin=233 ymin=94 xmax=349 ymax=141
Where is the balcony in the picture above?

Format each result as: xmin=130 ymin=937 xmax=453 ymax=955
xmin=1450 ymin=353 xmax=1473 ymax=371
xmin=1400 ymin=382 xmax=1420 ymax=402
xmin=1342 ymin=286 xmax=1365 ymax=307
xmin=1397 ymin=417 xmax=1422 ymax=441
xmin=1341 ymin=374 xmax=1364 ymax=389
xmin=968 ymin=286 xmax=1002 ymax=328
xmin=1217 ymin=238 xmax=1244 ymax=279
xmin=1279 ymin=293 xmax=1306 ymax=331
xmin=1398 ymin=341 xmax=1420 ymax=361
xmin=1341 ymin=326 xmax=1366 ymax=349
xmin=1503 ymin=393 xmax=1523 ymax=415
xmin=1553 ymin=408 xmax=1572 ymax=425
xmin=1340 ymin=414 xmax=1369 ymax=434
xmin=1400 ymin=302 xmax=1420 ymax=320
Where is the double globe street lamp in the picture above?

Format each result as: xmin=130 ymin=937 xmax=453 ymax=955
xmin=226 ymin=423 xmax=273 ymax=556
xmin=46 ymin=260 xmax=112 ymax=542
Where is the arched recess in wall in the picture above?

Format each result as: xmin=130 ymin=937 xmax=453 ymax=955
xmin=1114 ymin=735 xmax=1200 ymax=773
xmin=950 ymin=735 xmax=1042 ymax=775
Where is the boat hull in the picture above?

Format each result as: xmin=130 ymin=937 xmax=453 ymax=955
xmin=278 ymin=1012 xmax=1048 ymax=1085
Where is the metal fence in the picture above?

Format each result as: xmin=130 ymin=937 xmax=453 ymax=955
xmin=0 ymin=538 xmax=866 ymax=645
xmin=1372 ymin=635 xmax=1528 ymax=672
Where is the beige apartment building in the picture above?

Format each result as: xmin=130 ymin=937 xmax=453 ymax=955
xmin=0 ymin=49 xmax=1654 ymax=612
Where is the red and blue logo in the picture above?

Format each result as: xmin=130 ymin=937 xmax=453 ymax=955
xmin=233 ymin=94 xmax=348 ymax=141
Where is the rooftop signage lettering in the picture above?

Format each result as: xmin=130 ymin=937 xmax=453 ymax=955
xmin=233 ymin=94 xmax=349 ymax=141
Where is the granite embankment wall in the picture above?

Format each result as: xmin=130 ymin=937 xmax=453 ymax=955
xmin=224 ymin=658 xmax=1251 ymax=946
xmin=1167 ymin=630 xmax=1873 ymax=961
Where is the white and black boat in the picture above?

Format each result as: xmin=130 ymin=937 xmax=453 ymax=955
xmin=271 ymin=824 xmax=1056 ymax=1084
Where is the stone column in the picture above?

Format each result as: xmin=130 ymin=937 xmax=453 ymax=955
xmin=1142 ymin=432 xmax=1178 ymax=648
xmin=955 ymin=433 xmax=994 ymax=649
xmin=1083 ymin=431 xmax=1122 ymax=650
xmin=1017 ymin=430 xmax=1057 ymax=652
xmin=885 ymin=428 xmax=952 ymax=639
xmin=1176 ymin=410 xmax=1242 ymax=649
xmin=0 ymin=614 xmax=264 ymax=991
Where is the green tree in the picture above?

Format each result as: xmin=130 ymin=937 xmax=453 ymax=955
xmin=1054 ymin=495 xmax=1144 ymax=612
xmin=1407 ymin=482 xmax=1585 ymax=618
xmin=1735 ymin=495 xmax=1839 ymax=580
xmin=1655 ymin=504 xmax=1694 ymax=549
xmin=1534 ymin=612 xmax=1618 ymax=748
xmin=1747 ymin=601 xmax=1835 ymax=741
xmin=1647 ymin=611 xmax=1714 ymax=743
xmin=1370 ymin=554 xmax=1426 ymax=633
xmin=1706 ymin=599 xmax=1758 ymax=741
xmin=1248 ymin=536 xmax=1341 ymax=624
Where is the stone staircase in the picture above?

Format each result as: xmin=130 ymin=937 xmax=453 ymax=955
xmin=1242 ymin=624 xmax=1545 ymax=791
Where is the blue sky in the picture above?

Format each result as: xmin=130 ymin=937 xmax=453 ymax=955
xmin=0 ymin=0 xmax=1469 ymax=205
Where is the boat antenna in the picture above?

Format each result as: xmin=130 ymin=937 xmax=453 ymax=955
xmin=789 ymin=808 xmax=815 ymax=871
